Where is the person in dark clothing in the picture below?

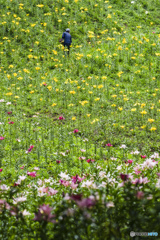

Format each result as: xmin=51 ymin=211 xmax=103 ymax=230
xmin=62 ymin=28 xmax=72 ymax=56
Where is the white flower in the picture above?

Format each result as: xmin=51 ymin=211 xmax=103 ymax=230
xmin=106 ymin=201 xmax=114 ymax=208
xmin=150 ymin=152 xmax=159 ymax=159
xmin=0 ymin=122 xmax=4 ymax=125
xmin=0 ymin=99 xmax=5 ymax=102
xmin=145 ymin=11 xmax=148 ymax=14
xmin=19 ymin=175 xmax=26 ymax=181
xmin=141 ymin=158 xmax=157 ymax=169
xmin=117 ymin=165 xmax=122 ymax=170
xmin=22 ymin=209 xmax=31 ymax=216
xmin=120 ymin=144 xmax=127 ymax=149
xmin=37 ymin=187 xmax=46 ymax=197
xmin=130 ymin=150 xmax=140 ymax=155
xmin=99 ymin=171 xmax=107 ymax=178
xmin=80 ymin=149 xmax=86 ymax=152
xmin=6 ymin=102 xmax=11 ymax=105
xmin=37 ymin=179 xmax=43 ymax=186
xmin=13 ymin=196 xmax=27 ymax=204
xmin=16 ymin=138 xmax=21 ymax=142
xmin=59 ymin=172 xmax=70 ymax=180
xmin=156 ymin=179 xmax=160 ymax=188
xmin=110 ymin=157 xmax=117 ymax=161
xmin=81 ymin=180 xmax=97 ymax=189
xmin=60 ymin=152 xmax=66 ymax=156
xmin=131 ymin=1 xmax=135 ymax=3
xmin=34 ymin=167 xmax=40 ymax=171
xmin=0 ymin=184 xmax=10 ymax=190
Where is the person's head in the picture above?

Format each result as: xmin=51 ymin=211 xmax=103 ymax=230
xmin=66 ymin=28 xmax=70 ymax=33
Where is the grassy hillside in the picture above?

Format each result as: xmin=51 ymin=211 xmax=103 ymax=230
xmin=0 ymin=1 xmax=160 ymax=239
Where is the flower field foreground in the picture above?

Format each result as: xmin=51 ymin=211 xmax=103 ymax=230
xmin=0 ymin=0 xmax=160 ymax=239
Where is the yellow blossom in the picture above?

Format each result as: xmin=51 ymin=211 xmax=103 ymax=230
xmin=148 ymin=119 xmax=154 ymax=123
xmin=141 ymin=110 xmax=147 ymax=115
xmin=70 ymin=91 xmax=76 ymax=94
xmin=52 ymin=103 xmax=57 ymax=107
xmin=150 ymin=127 xmax=156 ymax=131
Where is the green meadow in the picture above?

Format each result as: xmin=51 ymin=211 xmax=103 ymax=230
xmin=0 ymin=0 xmax=160 ymax=239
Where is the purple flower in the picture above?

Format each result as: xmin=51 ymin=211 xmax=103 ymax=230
xmin=136 ymin=191 xmax=144 ymax=200
xmin=27 ymin=145 xmax=34 ymax=152
xmin=76 ymin=197 xmax=96 ymax=209
xmin=71 ymin=194 xmax=83 ymax=201
xmin=33 ymin=204 xmax=56 ymax=223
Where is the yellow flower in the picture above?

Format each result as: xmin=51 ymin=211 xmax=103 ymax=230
xmin=118 ymin=107 xmax=123 ymax=111
xmin=150 ymin=127 xmax=156 ymax=131
xmin=72 ymin=117 xmax=76 ymax=120
xmin=98 ymin=85 xmax=104 ymax=89
xmin=141 ymin=110 xmax=147 ymax=115
xmin=141 ymin=103 xmax=145 ymax=108
xmin=35 ymin=67 xmax=41 ymax=70
xmin=148 ymin=119 xmax=154 ymax=123
xmin=70 ymin=91 xmax=76 ymax=94
xmin=87 ymin=114 xmax=91 ymax=117
xmin=95 ymin=98 xmax=100 ymax=101
xmin=6 ymin=92 xmax=13 ymax=96
xmin=13 ymin=73 xmax=17 ymax=77
xmin=118 ymin=46 xmax=122 ymax=50
xmin=120 ymin=125 xmax=125 ymax=129
xmin=89 ymin=91 xmax=93 ymax=94
xmin=52 ymin=103 xmax=57 ymax=107
xmin=30 ymin=91 xmax=34 ymax=94
xmin=15 ymin=96 xmax=19 ymax=98
xmin=112 ymin=95 xmax=117 ymax=98
xmin=131 ymin=108 xmax=136 ymax=112
xmin=111 ymin=104 xmax=116 ymax=107
xmin=47 ymin=86 xmax=52 ymax=91
xmin=36 ymin=4 xmax=44 ymax=7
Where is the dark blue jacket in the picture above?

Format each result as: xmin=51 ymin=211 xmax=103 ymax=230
xmin=62 ymin=32 xmax=72 ymax=44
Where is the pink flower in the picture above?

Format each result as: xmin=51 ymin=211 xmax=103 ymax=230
xmin=70 ymin=182 xmax=78 ymax=189
xmin=33 ymin=204 xmax=56 ymax=223
xmin=106 ymin=143 xmax=113 ymax=147
xmin=79 ymin=157 xmax=86 ymax=160
xmin=59 ymin=116 xmax=65 ymax=120
xmin=136 ymin=191 xmax=144 ymax=199
xmin=0 ymin=136 xmax=5 ymax=140
xmin=0 ymin=169 xmax=2 ymax=172
xmin=27 ymin=171 xmax=36 ymax=177
xmin=87 ymin=159 xmax=95 ymax=163
xmin=120 ymin=173 xmax=129 ymax=181
xmin=73 ymin=129 xmax=79 ymax=133
xmin=20 ymin=166 xmax=24 ymax=169
xmin=72 ymin=175 xmax=85 ymax=184
xmin=28 ymin=145 xmax=34 ymax=152
xmin=7 ymin=111 xmax=12 ymax=114
xmin=8 ymin=121 xmax=14 ymax=124
xmin=56 ymin=160 xmax=61 ymax=164
xmin=141 ymin=155 xmax=147 ymax=159
xmin=157 ymin=173 xmax=160 ymax=178
xmin=127 ymin=160 xmax=133 ymax=164
xmin=48 ymin=188 xmax=58 ymax=196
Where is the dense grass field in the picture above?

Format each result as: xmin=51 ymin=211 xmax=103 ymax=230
xmin=0 ymin=0 xmax=160 ymax=239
